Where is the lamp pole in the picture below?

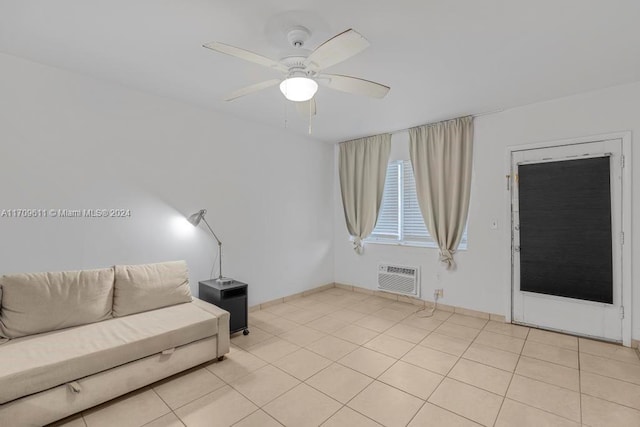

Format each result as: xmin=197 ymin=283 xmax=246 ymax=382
xmin=187 ymin=209 xmax=232 ymax=283
xmin=201 ymin=216 xmax=224 ymax=282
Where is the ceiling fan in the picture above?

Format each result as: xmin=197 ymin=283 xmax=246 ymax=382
xmin=202 ymin=26 xmax=390 ymax=116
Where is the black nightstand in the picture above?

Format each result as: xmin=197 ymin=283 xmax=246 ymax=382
xmin=199 ymin=279 xmax=249 ymax=336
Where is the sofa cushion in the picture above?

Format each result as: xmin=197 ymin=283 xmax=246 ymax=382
xmin=0 ymin=301 xmax=219 ymax=404
xmin=113 ymin=261 xmax=192 ymax=317
xmin=0 ymin=268 xmax=114 ymax=339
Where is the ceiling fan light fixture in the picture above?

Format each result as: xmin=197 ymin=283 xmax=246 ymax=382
xmin=279 ymin=77 xmax=318 ymax=102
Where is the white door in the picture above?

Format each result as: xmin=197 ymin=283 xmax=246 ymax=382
xmin=511 ymin=139 xmax=624 ymax=342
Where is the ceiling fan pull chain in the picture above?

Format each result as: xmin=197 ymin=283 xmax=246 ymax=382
xmin=284 ymin=97 xmax=288 ymax=129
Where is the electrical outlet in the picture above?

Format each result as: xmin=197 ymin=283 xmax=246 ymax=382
xmin=434 ymin=288 xmax=444 ymax=298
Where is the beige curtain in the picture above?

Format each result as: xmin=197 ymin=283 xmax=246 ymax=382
xmin=409 ymin=116 xmax=473 ymax=269
xmin=339 ymin=134 xmax=391 ymax=254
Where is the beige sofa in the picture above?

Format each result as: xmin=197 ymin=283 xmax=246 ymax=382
xmin=0 ymin=260 xmax=230 ymax=427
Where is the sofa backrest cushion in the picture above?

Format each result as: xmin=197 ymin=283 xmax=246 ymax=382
xmin=0 ymin=268 xmax=114 ymax=339
xmin=113 ymin=260 xmax=192 ymax=317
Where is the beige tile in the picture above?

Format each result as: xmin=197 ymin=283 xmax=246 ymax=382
xmin=463 ymin=343 xmax=519 ymax=372
xmin=231 ymin=327 xmax=274 ymax=350
xmin=288 ymin=296 xmax=324 ymax=309
xmin=384 ymin=323 xmax=431 ymax=343
xmin=305 ymin=335 xmax=358 ymax=361
xmin=49 ymin=415 xmax=87 ymax=427
xmin=344 ymin=302 xmax=385 ymax=315
xmin=374 ymin=307 xmax=413 ymax=322
xmin=378 ymin=360 xmax=443 ymax=399
xmin=206 ymin=347 xmax=267 ymax=383
xmin=495 ymin=399 xmax=579 ymax=427
xmin=249 ymin=310 xmax=278 ymax=323
xmin=402 ymin=345 xmax=458 ymax=375
xmin=153 ymin=368 xmax=225 ymax=410
xmin=490 ymin=314 xmax=506 ymax=322
xmin=420 ymin=332 xmax=471 ymax=356
xmin=483 ymin=321 xmax=529 ymax=339
xmin=581 ymin=371 xmax=640 ymax=410
xmin=321 ymin=407 xmax=382 ymax=427
xmin=363 ymin=334 xmax=415 ymax=358
xmin=506 ymin=375 xmax=580 ymax=422
xmin=260 ymin=299 xmax=285 ymax=310
xmin=306 ymin=315 xmax=348 ymax=334
xmin=580 ymin=352 xmax=640 ymax=385
xmin=401 ymin=314 xmax=444 ymax=331
xmin=328 ymin=308 xmax=367 ymax=323
xmin=355 ymin=315 xmax=397 ymax=332
xmin=447 ymin=313 xmax=488 ymax=329
xmin=388 ymin=301 xmax=420 ymax=313
xmin=175 ymin=385 xmax=257 ymax=427
xmin=332 ymin=324 xmax=379 ymax=345
xmin=229 ymin=365 xmax=299 ymax=406
xmin=278 ymin=325 xmax=326 ymax=347
xmin=527 ymin=328 xmax=578 ymax=350
xmin=280 ymin=308 xmax=325 ymax=324
xmin=83 ymin=389 xmax=170 ymax=427
xmin=454 ymin=307 xmax=490 ymax=320
xmin=581 ymin=394 xmax=640 ymax=427
xmin=246 ymin=337 xmax=300 ymax=363
xmin=348 ymin=381 xmax=424 ymax=427
xmin=251 ymin=316 xmax=299 ymax=335
xmin=307 ymin=362 xmax=373 ymax=403
xmin=264 ymin=302 xmax=301 ymax=317
xmin=515 ymin=356 xmax=579 ymax=391
xmin=428 ymin=378 xmax=502 ymax=426
xmin=432 ymin=308 xmax=454 ymax=320
xmin=610 ymin=346 xmax=640 ymax=365
xmin=143 ymin=413 xmax=184 ymax=427
xmin=264 ymin=384 xmax=341 ymax=427
xmin=339 ymin=346 xmax=396 ymax=378
xmin=408 ymin=402 xmax=482 ymax=427
xmin=232 ymin=410 xmax=282 ymax=427
xmin=521 ymin=340 xmax=578 ymax=368
xmin=435 ymin=322 xmax=481 ymax=340
xmin=448 ymin=358 xmax=512 ymax=395
xmin=579 ymin=337 xmax=619 ymax=358
xmin=326 ymin=287 xmax=350 ymax=295
xmin=272 ymin=348 xmax=332 ymax=380
xmin=474 ymin=330 xmax=525 ymax=354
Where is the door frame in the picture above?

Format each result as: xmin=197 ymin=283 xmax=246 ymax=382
xmin=504 ymin=131 xmax=632 ymax=346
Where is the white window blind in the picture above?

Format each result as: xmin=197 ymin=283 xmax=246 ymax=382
xmin=369 ymin=160 xmax=468 ymax=248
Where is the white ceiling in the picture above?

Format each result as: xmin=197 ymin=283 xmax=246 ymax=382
xmin=1 ymin=0 xmax=640 ymax=142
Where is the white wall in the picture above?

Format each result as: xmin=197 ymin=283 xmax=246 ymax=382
xmin=0 ymin=53 xmax=334 ymax=306
xmin=334 ymin=81 xmax=640 ymax=340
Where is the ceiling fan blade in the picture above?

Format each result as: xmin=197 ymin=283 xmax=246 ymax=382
xmin=223 ymin=79 xmax=281 ymax=101
xmin=295 ymin=98 xmax=317 ymax=118
xmin=319 ymin=74 xmax=390 ymax=98
xmin=203 ymin=41 xmax=288 ymax=72
xmin=304 ymin=29 xmax=370 ymax=70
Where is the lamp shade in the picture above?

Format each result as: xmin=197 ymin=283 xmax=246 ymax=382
xmin=279 ymin=77 xmax=318 ymax=102
xmin=187 ymin=209 xmax=206 ymax=226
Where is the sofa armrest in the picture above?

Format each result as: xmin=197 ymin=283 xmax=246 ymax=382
xmin=191 ymin=298 xmax=230 ymax=358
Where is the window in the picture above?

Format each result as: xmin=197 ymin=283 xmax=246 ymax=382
xmin=368 ymin=160 xmax=467 ymax=249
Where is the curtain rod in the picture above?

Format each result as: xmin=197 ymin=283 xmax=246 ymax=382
xmin=387 ymin=108 xmax=504 ymax=136
xmin=336 ymin=108 xmax=503 ymax=144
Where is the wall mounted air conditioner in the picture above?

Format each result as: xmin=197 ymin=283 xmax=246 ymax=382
xmin=377 ymin=264 xmax=420 ymax=297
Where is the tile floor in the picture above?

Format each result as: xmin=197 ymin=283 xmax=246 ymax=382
xmin=53 ymin=288 xmax=640 ymax=427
